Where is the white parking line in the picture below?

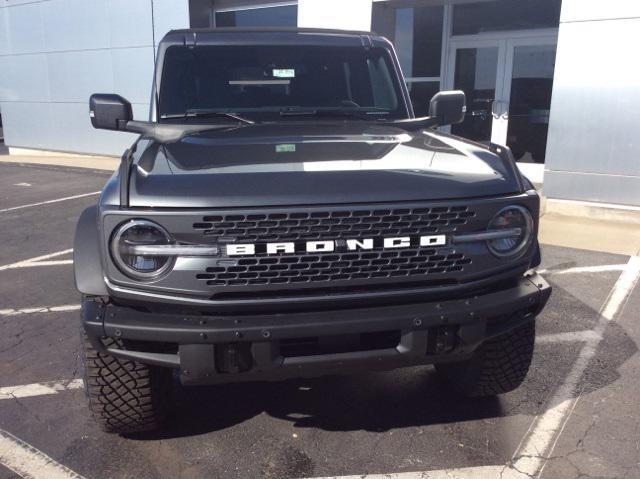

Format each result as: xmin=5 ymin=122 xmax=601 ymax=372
xmin=0 ymin=191 xmax=99 ymax=214
xmin=535 ymin=330 xmax=602 ymax=344
xmin=0 ymin=304 xmax=80 ymax=317
xmin=311 ymin=465 xmax=505 ymax=479
xmin=537 ymin=264 xmax=627 ymax=275
xmin=0 ymin=380 xmax=84 ymax=401
xmin=507 ymin=256 xmax=640 ymax=478
xmin=9 ymin=259 xmax=74 ymax=269
xmin=0 ymin=428 xmax=85 ymax=479
xmin=0 ymin=249 xmax=73 ymax=272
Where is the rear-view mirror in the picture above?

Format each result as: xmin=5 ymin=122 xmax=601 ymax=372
xmin=428 ymin=90 xmax=466 ymax=127
xmin=89 ymin=94 xmax=132 ymax=131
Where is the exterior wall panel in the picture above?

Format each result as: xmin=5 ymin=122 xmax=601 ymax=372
xmin=111 ymin=46 xmax=156 ymax=103
xmin=152 ymin=0 xmax=190 ymax=46
xmin=47 ymin=49 xmax=115 ymax=103
xmin=41 ymin=0 xmax=110 ymax=52
xmin=1 ymin=53 xmax=50 ymax=102
xmin=0 ymin=0 xmax=189 ymax=157
xmin=545 ymin=0 xmax=640 ymax=206
xmin=3 ymin=2 xmax=45 ymax=54
xmin=108 ymin=0 xmax=154 ymax=48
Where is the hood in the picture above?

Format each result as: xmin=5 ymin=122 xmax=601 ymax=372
xmin=128 ymin=123 xmax=523 ymax=208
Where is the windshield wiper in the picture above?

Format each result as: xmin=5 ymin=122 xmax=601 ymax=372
xmin=161 ymin=109 xmax=255 ymax=125
xmin=279 ymin=108 xmax=387 ymax=119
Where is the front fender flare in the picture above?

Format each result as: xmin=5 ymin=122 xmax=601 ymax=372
xmin=74 ymin=205 xmax=108 ymax=296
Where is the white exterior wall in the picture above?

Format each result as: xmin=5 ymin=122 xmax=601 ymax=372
xmin=298 ymin=0 xmax=372 ymax=31
xmin=0 ymin=0 xmax=189 ymax=157
xmin=544 ymin=0 xmax=640 ymax=206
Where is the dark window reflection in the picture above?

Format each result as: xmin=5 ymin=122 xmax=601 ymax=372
xmin=372 ymin=2 xmax=443 ymax=78
xmin=451 ymin=47 xmax=499 ymax=143
xmin=407 ymin=81 xmax=440 ymax=117
xmin=453 ymin=0 xmax=560 ymax=35
xmin=216 ymin=5 xmax=298 ymax=28
xmin=507 ymin=45 xmax=557 ymax=163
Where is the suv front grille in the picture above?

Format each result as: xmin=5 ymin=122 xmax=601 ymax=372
xmin=193 ymin=206 xmax=476 ymax=242
xmin=188 ymin=204 xmax=481 ymax=289
xmin=196 ymin=248 xmax=472 ymax=287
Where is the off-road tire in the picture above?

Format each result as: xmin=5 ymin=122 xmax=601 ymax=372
xmin=82 ymin=334 xmax=172 ymax=434
xmin=435 ymin=320 xmax=535 ymax=397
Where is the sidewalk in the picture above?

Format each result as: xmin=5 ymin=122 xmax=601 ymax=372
xmin=540 ymin=213 xmax=640 ymax=256
xmin=0 ymin=149 xmax=118 ymax=171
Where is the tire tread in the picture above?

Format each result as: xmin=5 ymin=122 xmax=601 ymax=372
xmin=436 ymin=320 xmax=535 ymax=397
xmin=82 ymin=334 xmax=171 ymax=434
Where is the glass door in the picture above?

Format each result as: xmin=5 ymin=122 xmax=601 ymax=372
xmin=503 ymin=38 xmax=557 ymax=163
xmin=445 ymin=33 xmax=557 ymax=164
xmin=447 ymin=39 xmax=506 ymax=144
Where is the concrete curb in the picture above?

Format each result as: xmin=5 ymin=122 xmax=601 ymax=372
xmin=545 ymin=198 xmax=640 ymax=225
xmin=0 ymin=155 xmax=118 ymax=172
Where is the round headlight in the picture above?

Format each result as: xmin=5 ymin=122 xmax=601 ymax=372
xmin=487 ymin=206 xmax=534 ymax=258
xmin=110 ymin=220 xmax=174 ymax=280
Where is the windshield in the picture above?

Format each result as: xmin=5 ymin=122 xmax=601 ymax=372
xmin=158 ymin=44 xmax=407 ymax=121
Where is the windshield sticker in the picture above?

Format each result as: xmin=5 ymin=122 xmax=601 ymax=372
xmin=276 ymin=144 xmax=296 ymax=153
xmin=273 ymin=69 xmax=295 ymax=78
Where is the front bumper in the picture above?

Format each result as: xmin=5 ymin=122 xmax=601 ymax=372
xmin=83 ymin=273 xmax=550 ymax=385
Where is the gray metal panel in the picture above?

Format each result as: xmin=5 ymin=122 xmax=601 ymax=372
xmin=112 ymin=46 xmax=156 ymax=103
xmin=0 ymin=7 xmax=8 ymax=55
xmin=47 ymin=49 xmax=114 ymax=102
xmin=4 ymin=1 xmax=46 ymax=54
xmin=0 ymin=53 xmax=50 ymax=102
xmin=1 ymin=100 xmax=148 ymax=156
xmin=109 ymin=0 xmax=154 ymax=48
xmin=0 ymin=102 xmax=50 ymax=150
xmin=152 ymin=0 xmax=190 ymax=48
xmin=0 ymin=0 xmax=189 ymax=156
xmin=41 ymin=0 xmax=110 ymax=52
xmin=544 ymin=170 xmax=640 ymax=207
xmin=545 ymin=11 xmax=640 ymax=205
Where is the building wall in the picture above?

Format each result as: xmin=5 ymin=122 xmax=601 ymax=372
xmin=544 ymin=0 xmax=640 ymax=206
xmin=0 ymin=0 xmax=189 ymax=157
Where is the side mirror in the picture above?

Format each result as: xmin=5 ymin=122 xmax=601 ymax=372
xmin=89 ymin=94 xmax=132 ymax=131
xmin=428 ymin=90 xmax=466 ymax=127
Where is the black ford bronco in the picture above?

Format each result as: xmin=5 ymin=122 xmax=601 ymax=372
xmin=75 ymin=28 xmax=551 ymax=433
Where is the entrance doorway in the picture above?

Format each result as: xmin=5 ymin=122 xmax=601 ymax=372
xmin=445 ymin=31 xmax=557 ymax=164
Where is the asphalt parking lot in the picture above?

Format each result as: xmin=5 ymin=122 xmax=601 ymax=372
xmin=1 ymin=162 xmax=639 ymax=479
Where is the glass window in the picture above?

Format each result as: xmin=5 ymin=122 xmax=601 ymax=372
xmin=372 ymin=3 xmax=443 ymax=79
xmin=215 ymin=5 xmax=298 ymax=28
xmin=453 ymin=0 xmax=561 ymax=36
xmin=451 ymin=47 xmax=499 ymax=142
xmin=158 ymin=45 xmax=405 ymax=119
xmin=406 ymin=81 xmax=440 ymax=117
xmin=506 ymin=44 xmax=557 ymax=163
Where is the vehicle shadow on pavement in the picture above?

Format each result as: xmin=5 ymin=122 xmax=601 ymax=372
xmin=134 ymin=369 xmax=504 ymax=440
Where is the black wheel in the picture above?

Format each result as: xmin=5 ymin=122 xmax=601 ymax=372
xmin=435 ymin=320 xmax=535 ymax=397
xmin=81 ymin=333 xmax=172 ymax=434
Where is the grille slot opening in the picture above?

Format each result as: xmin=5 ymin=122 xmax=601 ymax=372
xmin=279 ymin=330 xmax=401 ymax=358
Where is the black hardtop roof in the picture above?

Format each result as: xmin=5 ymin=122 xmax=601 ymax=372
xmin=160 ymin=27 xmax=389 ymax=46
xmin=166 ymin=27 xmax=373 ymax=36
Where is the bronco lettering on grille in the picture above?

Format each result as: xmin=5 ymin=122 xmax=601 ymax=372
xmin=226 ymin=235 xmax=447 ymax=256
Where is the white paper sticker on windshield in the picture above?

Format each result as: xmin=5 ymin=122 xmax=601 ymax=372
xmin=273 ymin=69 xmax=295 ymax=78
xmin=276 ymin=144 xmax=296 ymax=153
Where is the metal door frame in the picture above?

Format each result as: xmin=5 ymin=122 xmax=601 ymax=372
xmin=443 ymin=29 xmax=558 ymax=147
